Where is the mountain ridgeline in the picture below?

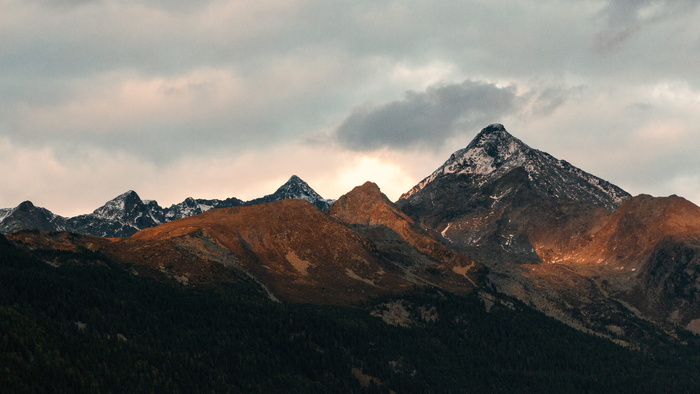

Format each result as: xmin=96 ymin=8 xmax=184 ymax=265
xmin=0 ymin=175 xmax=333 ymax=237
xmin=4 ymin=123 xmax=700 ymax=391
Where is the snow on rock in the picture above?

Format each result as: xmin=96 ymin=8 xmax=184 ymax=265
xmin=0 ymin=208 xmax=11 ymax=223
xmin=400 ymin=124 xmax=630 ymax=211
xmin=245 ymin=175 xmax=332 ymax=211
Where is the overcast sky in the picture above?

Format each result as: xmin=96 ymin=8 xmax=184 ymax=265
xmin=2 ymin=0 xmax=700 ymax=216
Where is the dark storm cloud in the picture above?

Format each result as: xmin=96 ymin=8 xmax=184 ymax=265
xmin=335 ymin=81 xmax=519 ymax=151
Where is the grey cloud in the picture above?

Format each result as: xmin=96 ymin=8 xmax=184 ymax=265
xmin=520 ymin=84 xmax=583 ymax=118
xmin=33 ymin=0 xmax=212 ymax=12
xmin=334 ymin=80 xmax=518 ymax=151
xmin=591 ymin=25 xmax=641 ymax=54
xmin=601 ymin=0 xmax=700 ymax=24
xmin=592 ymin=0 xmax=700 ymax=53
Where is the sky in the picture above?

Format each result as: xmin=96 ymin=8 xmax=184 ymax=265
xmin=2 ymin=0 xmax=700 ymax=216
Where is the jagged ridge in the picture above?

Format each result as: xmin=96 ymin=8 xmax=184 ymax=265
xmin=0 ymin=175 xmax=328 ymax=237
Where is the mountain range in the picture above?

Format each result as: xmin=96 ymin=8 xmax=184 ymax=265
xmin=4 ymin=123 xmax=700 ymax=388
xmin=0 ymin=175 xmax=333 ymax=237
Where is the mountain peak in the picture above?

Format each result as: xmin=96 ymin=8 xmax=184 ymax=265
xmin=400 ymin=124 xmax=630 ymax=212
xmin=246 ymin=175 xmax=332 ymax=211
xmin=356 ymin=181 xmax=383 ymax=195
xmin=329 ymin=182 xmax=408 ymax=227
xmin=401 ymin=124 xmax=530 ymax=199
xmin=287 ymin=175 xmax=303 ymax=183
xmin=465 ymin=123 xmax=527 ymax=160
xmin=110 ymin=190 xmax=142 ymax=204
xmin=470 ymin=123 xmax=518 ymax=148
xmin=0 ymin=200 xmax=65 ymax=233
xmin=275 ymin=175 xmax=315 ymax=196
xmin=92 ymin=190 xmax=145 ymax=219
xmin=16 ymin=201 xmax=36 ymax=211
xmin=476 ymin=123 xmax=508 ymax=138
xmin=484 ymin=122 xmax=505 ymax=131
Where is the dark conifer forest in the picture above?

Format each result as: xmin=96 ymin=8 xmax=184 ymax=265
xmin=2 ymin=234 xmax=700 ymax=393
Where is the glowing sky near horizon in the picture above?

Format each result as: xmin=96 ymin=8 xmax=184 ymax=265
xmin=2 ymin=0 xmax=700 ymax=216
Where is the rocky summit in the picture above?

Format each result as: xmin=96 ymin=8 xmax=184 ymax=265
xmin=245 ymin=175 xmax=334 ymax=211
xmin=397 ymin=123 xmax=631 ymax=263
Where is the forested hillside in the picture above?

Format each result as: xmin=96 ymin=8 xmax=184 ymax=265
xmin=3 ymin=234 xmax=700 ymax=393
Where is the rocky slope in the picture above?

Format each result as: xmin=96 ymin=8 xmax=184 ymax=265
xmin=3 ymin=182 xmax=485 ymax=306
xmin=106 ymin=199 xmax=435 ymax=304
xmin=0 ymin=201 xmax=67 ymax=234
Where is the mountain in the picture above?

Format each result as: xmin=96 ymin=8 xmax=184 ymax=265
xmin=4 ymin=122 xmax=700 ymax=346
xmin=328 ymin=181 xmax=482 ymax=293
xmin=566 ymin=194 xmax=700 ymax=332
xmin=163 ymin=196 xmax=244 ymax=221
xmin=108 ymin=199 xmax=424 ymax=304
xmin=0 ymin=201 xmax=67 ymax=234
xmin=245 ymin=175 xmax=333 ymax=211
xmin=398 ymin=123 xmax=630 ymax=262
xmin=397 ymin=123 xmax=700 ymax=339
xmin=0 ymin=175 xmax=324 ymax=237
xmin=65 ymin=190 xmax=165 ymax=238
xmin=401 ymin=123 xmax=629 ymax=209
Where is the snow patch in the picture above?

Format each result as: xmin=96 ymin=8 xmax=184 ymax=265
xmin=0 ymin=208 xmax=11 ymax=222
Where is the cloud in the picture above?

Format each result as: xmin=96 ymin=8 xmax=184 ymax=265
xmin=332 ymin=79 xmax=582 ymax=152
xmin=591 ymin=0 xmax=700 ymax=53
xmin=334 ymin=80 xmax=519 ymax=151
xmin=2 ymin=0 xmax=700 ymax=212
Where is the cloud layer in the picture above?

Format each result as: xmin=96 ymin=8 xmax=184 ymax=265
xmin=1 ymin=0 xmax=700 ymax=214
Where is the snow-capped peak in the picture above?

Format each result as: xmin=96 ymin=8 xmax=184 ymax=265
xmin=92 ymin=190 xmax=144 ymax=220
xmin=245 ymin=175 xmax=332 ymax=211
xmin=402 ymin=124 xmax=530 ymax=198
xmin=400 ymin=124 xmax=630 ymax=211
xmin=276 ymin=175 xmax=320 ymax=200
